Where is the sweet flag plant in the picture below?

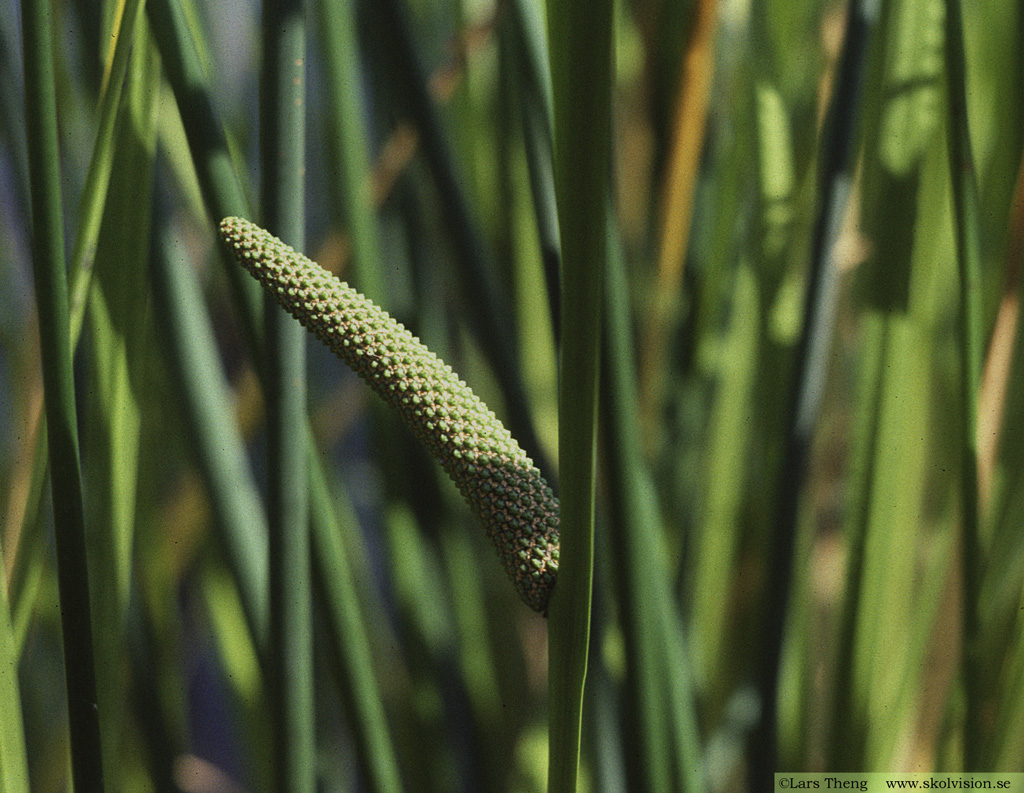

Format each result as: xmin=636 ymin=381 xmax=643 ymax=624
xmin=219 ymin=216 xmax=560 ymax=613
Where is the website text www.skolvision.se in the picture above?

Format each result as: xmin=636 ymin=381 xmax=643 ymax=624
xmin=775 ymin=774 xmax=1023 ymax=792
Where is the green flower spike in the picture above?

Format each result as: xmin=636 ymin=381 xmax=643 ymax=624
xmin=219 ymin=217 xmax=559 ymax=613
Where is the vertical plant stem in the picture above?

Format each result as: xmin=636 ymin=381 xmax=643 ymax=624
xmin=308 ymin=454 xmax=404 ymax=793
xmin=826 ymin=318 xmax=888 ymax=770
xmin=147 ymin=7 xmax=400 ymax=785
xmin=150 ymin=224 xmax=269 ymax=654
xmin=546 ymin=0 xmax=612 ymax=788
xmin=67 ymin=0 xmax=145 ymax=345
xmin=603 ymin=228 xmax=702 ymax=792
xmin=21 ymin=0 xmax=105 ymax=789
xmin=146 ymin=0 xmax=264 ymax=349
xmin=317 ymin=0 xmax=385 ymax=305
xmin=11 ymin=4 xmax=151 ymax=645
xmin=0 ymin=543 xmax=30 ymax=793
xmin=261 ymin=1 xmax=314 ymax=790
xmin=504 ymin=0 xmax=561 ymax=333
xmin=748 ymin=0 xmax=870 ymax=778
xmin=942 ymin=0 xmax=984 ymax=767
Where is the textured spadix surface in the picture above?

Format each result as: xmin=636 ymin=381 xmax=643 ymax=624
xmin=220 ymin=216 xmax=559 ymax=612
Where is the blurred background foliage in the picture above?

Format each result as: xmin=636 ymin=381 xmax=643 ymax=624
xmin=1 ymin=0 xmax=1024 ymax=790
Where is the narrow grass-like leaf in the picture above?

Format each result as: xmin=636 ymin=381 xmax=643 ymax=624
xmin=6 ymin=422 xmax=49 ymax=656
xmin=149 ymin=225 xmax=269 ymax=652
xmin=140 ymin=10 xmax=422 ymax=785
xmin=145 ymin=0 xmax=264 ymax=347
xmin=21 ymin=0 xmax=105 ymax=787
xmin=8 ymin=0 xmax=146 ymax=678
xmin=508 ymin=149 xmax=558 ymax=460
xmin=440 ymin=523 xmax=508 ymax=787
xmin=942 ymin=0 xmax=985 ymax=765
xmin=993 ymin=612 xmax=1024 ymax=767
xmin=309 ymin=455 xmax=404 ymax=793
xmin=853 ymin=317 xmax=934 ymax=769
xmin=827 ymin=136 xmax=959 ymax=764
xmin=987 ymin=165 xmax=1024 ymax=766
xmin=260 ymin=0 xmax=314 ymax=788
xmin=0 ymin=570 xmax=29 ymax=793
xmin=752 ymin=77 xmax=808 ymax=776
xmin=826 ymin=318 xmax=887 ymax=770
xmin=83 ymin=27 xmax=160 ymax=787
xmin=754 ymin=81 xmax=796 ymax=270
xmin=691 ymin=262 xmax=760 ymax=704
xmin=603 ymin=229 xmax=702 ymax=792
xmin=749 ymin=0 xmax=872 ymax=775
xmin=317 ymin=0 xmax=386 ymax=306
xmin=856 ymin=0 xmax=943 ymax=312
xmin=66 ymin=0 xmax=146 ymax=345
xmin=0 ymin=2 xmax=29 ymax=207
xmin=546 ymin=0 xmax=612 ymax=785
xmin=505 ymin=0 xmax=561 ymax=331
xmin=384 ymin=502 xmax=459 ymax=790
